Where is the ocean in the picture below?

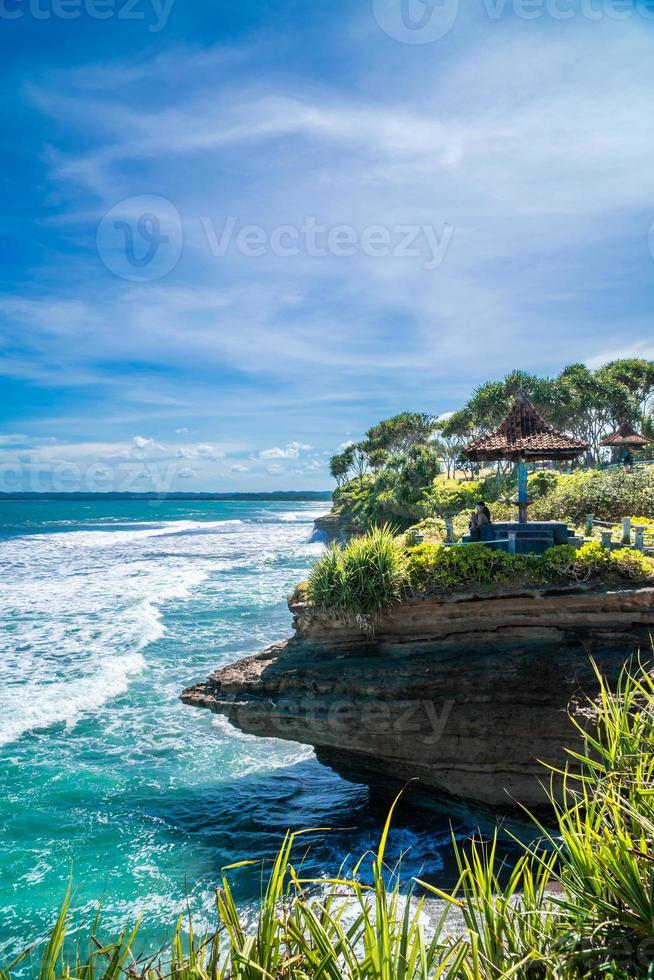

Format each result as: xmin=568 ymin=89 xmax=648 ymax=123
xmin=0 ymin=498 xmax=498 ymax=958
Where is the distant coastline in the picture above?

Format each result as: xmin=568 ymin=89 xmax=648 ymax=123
xmin=0 ymin=491 xmax=332 ymax=502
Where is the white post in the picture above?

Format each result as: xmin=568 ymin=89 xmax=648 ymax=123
xmin=622 ymin=518 xmax=632 ymax=545
xmin=585 ymin=514 xmax=594 ymax=537
xmin=635 ymin=527 xmax=645 ymax=552
xmin=600 ymin=530 xmax=612 ymax=549
xmin=508 ymin=531 xmax=517 ymax=555
xmin=445 ymin=516 xmax=454 ymax=543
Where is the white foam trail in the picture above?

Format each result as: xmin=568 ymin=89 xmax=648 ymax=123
xmin=277 ymin=510 xmax=326 ymax=523
xmin=42 ymin=519 xmax=244 ymax=549
xmin=0 ymin=651 xmax=147 ymax=747
xmin=0 ymin=511 xmax=316 ymax=746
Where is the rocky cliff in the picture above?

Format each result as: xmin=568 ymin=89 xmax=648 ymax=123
xmin=181 ymin=586 xmax=654 ymax=808
xmin=312 ymin=512 xmax=354 ymax=543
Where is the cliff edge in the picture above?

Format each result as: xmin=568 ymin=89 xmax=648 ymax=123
xmin=181 ymin=586 xmax=654 ymax=808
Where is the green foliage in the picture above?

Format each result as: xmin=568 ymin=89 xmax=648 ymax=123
xmin=329 ymin=444 xmax=355 ymax=486
xmin=18 ymin=661 xmax=654 ymax=978
xmin=306 ymin=526 xmax=408 ymax=616
xmin=527 ymin=469 xmax=560 ymax=499
xmin=333 ymin=448 xmax=442 ymax=532
xmin=362 ymin=412 xmax=436 ymax=455
xmin=439 ymin=359 xmax=654 ymax=462
xmin=421 ymin=479 xmax=482 ymax=517
xmin=328 ymin=359 xmax=654 ymax=533
xmin=384 ymin=540 xmax=654 ymax=603
xmin=308 ymin=528 xmax=654 ymax=613
xmin=530 ymin=466 xmax=654 ymax=523
xmin=406 ymin=542 xmax=525 ymax=593
xmin=611 ymin=546 xmax=654 ymax=581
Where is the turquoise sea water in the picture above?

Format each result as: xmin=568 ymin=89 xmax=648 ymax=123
xmin=0 ymin=499 xmax=490 ymax=958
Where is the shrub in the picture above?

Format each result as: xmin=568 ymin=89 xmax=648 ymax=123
xmin=306 ymin=534 xmax=654 ymax=615
xmin=530 ymin=466 xmax=654 ymax=523
xmin=423 ymin=479 xmax=482 ymax=517
xmin=527 ymin=469 xmax=561 ymax=498
xmin=537 ymin=543 xmax=578 ymax=581
xmin=406 ymin=542 xmax=527 ymax=594
xmin=574 ymin=540 xmax=612 ymax=578
xmin=611 ymin=546 xmax=654 ymax=581
xmin=306 ymin=525 xmax=407 ymax=615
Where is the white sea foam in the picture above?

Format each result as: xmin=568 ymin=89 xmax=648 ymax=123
xmin=277 ymin=510 xmax=326 ymax=523
xmin=0 ymin=513 xmax=316 ymax=746
xmin=0 ymin=651 xmax=147 ymax=747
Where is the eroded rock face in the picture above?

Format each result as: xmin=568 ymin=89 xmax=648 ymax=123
xmin=181 ymin=586 xmax=654 ymax=808
xmin=312 ymin=513 xmax=354 ymax=544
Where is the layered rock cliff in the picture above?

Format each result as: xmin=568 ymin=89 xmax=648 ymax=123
xmin=181 ymin=586 xmax=654 ymax=808
xmin=312 ymin=512 xmax=354 ymax=543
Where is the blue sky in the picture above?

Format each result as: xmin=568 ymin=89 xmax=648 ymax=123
xmin=1 ymin=0 xmax=654 ymax=492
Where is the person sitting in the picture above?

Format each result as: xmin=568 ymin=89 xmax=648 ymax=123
xmin=469 ymin=501 xmax=492 ymax=539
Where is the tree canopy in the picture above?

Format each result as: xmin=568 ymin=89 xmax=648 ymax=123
xmin=327 ymin=358 xmax=654 ymax=532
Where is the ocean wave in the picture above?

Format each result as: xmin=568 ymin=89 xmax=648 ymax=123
xmin=0 ymin=650 xmax=147 ymax=747
xmin=49 ymin=520 xmax=244 ymax=549
xmin=276 ymin=510 xmax=326 ymax=523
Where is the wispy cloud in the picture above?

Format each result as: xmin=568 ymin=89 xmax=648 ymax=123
xmin=2 ymin=7 xmax=653 ymax=489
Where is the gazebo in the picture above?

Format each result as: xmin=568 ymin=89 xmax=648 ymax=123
xmin=462 ymin=393 xmax=588 ymax=536
xmin=600 ymin=422 xmax=649 ymax=464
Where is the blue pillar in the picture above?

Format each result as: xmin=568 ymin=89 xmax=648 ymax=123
xmin=517 ymin=459 xmax=529 ymax=523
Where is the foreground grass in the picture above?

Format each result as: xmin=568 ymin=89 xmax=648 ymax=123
xmin=7 ymin=659 xmax=654 ymax=978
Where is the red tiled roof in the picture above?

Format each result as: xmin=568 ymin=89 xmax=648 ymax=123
xmin=463 ymin=394 xmax=588 ymax=461
xmin=600 ymin=423 xmax=650 ymax=447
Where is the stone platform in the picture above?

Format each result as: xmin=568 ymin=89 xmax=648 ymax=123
xmin=462 ymin=521 xmax=572 ymax=554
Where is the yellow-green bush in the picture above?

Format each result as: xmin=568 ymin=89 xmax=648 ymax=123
xmin=530 ymin=466 xmax=654 ymax=523
xmin=406 ymin=542 xmax=525 ymax=593
xmin=307 ymin=535 xmax=654 ymax=615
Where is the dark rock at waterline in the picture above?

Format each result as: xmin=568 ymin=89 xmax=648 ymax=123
xmin=311 ymin=512 xmax=359 ymax=543
xmin=181 ymin=585 xmax=654 ymax=808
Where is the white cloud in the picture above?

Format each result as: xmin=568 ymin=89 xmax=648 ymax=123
xmin=196 ymin=444 xmax=224 ymax=458
xmin=0 ymin=434 xmax=28 ymax=446
xmin=266 ymin=463 xmax=283 ymax=474
xmin=177 ymin=467 xmax=196 ymax=479
xmin=586 ymin=340 xmax=654 ymax=370
xmin=259 ymin=441 xmax=313 ymax=459
xmin=230 ymin=462 xmax=249 ymax=472
xmin=132 ymin=435 xmax=162 ymax=451
xmin=5 ymin=13 xmax=654 ymax=473
xmin=177 ymin=443 xmax=225 ymax=460
xmin=175 ymin=426 xmax=189 ymax=434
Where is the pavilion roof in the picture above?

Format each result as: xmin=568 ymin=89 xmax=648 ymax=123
xmin=600 ymin=422 xmax=650 ymax=448
xmin=462 ymin=393 xmax=588 ymax=462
